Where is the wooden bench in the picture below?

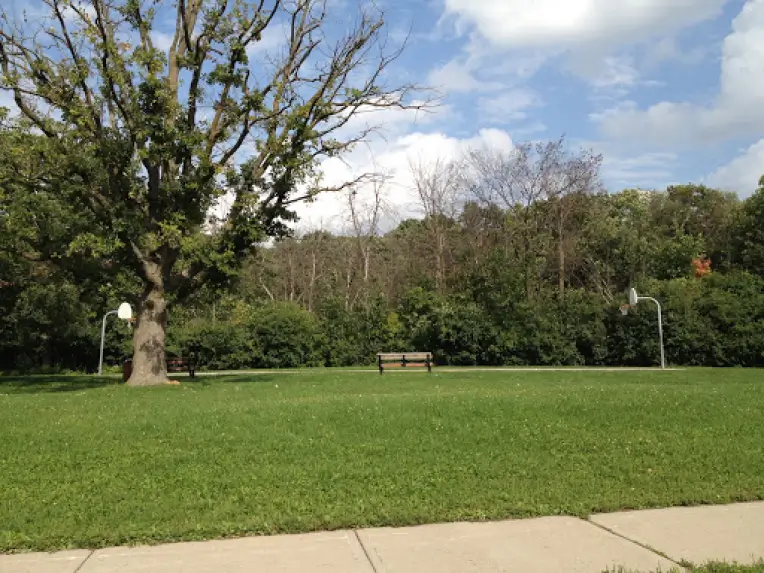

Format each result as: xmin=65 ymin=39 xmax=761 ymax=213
xmin=377 ymin=352 xmax=433 ymax=374
xmin=167 ymin=355 xmax=196 ymax=378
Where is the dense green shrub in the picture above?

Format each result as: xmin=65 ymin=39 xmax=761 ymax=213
xmin=171 ymin=322 xmax=253 ymax=370
xmin=317 ymin=297 xmax=406 ymax=366
xmin=400 ymin=289 xmax=497 ymax=366
xmin=248 ymin=303 xmax=325 ymax=368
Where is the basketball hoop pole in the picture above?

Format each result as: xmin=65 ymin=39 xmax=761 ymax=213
xmin=628 ymin=288 xmax=665 ymax=369
xmin=639 ymin=296 xmax=665 ymax=369
xmin=98 ymin=310 xmax=118 ymax=376
xmin=98 ymin=303 xmax=133 ymax=376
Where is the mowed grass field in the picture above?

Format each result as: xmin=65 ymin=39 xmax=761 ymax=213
xmin=611 ymin=563 xmax=764 ymax=573
xmin=1 ymin=369 xmax=763 ymax=552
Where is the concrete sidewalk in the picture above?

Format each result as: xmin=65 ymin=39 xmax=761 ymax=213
xmin=3 ymin=502 xmax=763 ymax=573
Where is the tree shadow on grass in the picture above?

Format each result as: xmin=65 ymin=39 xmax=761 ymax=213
xmin=179 ymin=373 xmax=285 ymax=386
xmin=0 ymin=375 xmax=121 ymax=395
xmin=0 ymin=372 xmax=291 ymax=394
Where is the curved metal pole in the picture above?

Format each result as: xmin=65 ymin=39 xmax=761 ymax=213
xmin=98 ymin=310 xmax=118 ymax=376
xmin=638 ymin=297 xmax=665 ymax=369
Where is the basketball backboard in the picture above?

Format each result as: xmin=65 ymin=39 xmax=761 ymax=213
xmin=629 ymin=288 xmax=638 ymax=306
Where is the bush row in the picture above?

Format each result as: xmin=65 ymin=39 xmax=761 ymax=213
xmin=164 ymin=272 xmax=764 ymax=369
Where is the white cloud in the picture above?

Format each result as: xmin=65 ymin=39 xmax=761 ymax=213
xmin=706 ymin=139 xmax=764 ymax=196
xmin=326 ymin=97 xmax=448 ymax=148
xmin=642 ymin=36 xmax=711 ymax=68
xmin=442 ymin=0 xmax=729 ymax=50
xmin=597 ymin=0 xmax=764 ymax=146
xmin=427 ymin=49 xmax=550 ymax=97
xmin=478 ymin=89 xmax=542 ymax=124
xmin=438 ymin=0 xmax=733 ymax=91
xmin=427 ymin=60 xmax=500 ymax=93
xmin=588 ymin=56 xmax=639 ymax=90
xmin=571 ymin=137 xmax=678 ymax=190
xmin=246 ymin=20 xmax=290 ymax=58
xmin=0 ymin=90 xmax=15 ymax=114
xmin=151 ymin=31 xmax=174 ymax=52
xmin=294 ymin=127 xmax=515 ymax=232
xmin=602 ymin=152 xmax=679 ymax=189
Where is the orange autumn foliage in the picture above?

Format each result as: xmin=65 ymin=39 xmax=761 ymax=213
xmin=693 ymin=256 xmax=712 ymax=278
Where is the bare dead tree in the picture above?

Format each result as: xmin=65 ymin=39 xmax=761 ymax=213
xmin=299 ymin=228 xmax=332 ymax=312
xmin=538 ymin=138 xmax=603 ymax=298
xmin=346 ymin=161 xmax=393 ymax=288
xmin=464 ymin=136 xmax=602 ymax=298
xmin=408 ymin=155 xmax=463 ymax=291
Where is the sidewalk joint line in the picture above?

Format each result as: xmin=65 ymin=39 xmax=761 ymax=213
xmin=73 ymin=549 xmax=95 ymax=573
xmin=353 ymin=530 xmax=379 ymax=573
xmin=584 ymin=517 xmax=688 ymax=572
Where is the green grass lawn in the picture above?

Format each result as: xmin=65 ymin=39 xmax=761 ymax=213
xmin=610 ymin=561 xmax=764 ymax=572
xmin=686 ymin=564 xmax=764 ymax=573
xmin=1 ymin=369 xmax=763 ymax=552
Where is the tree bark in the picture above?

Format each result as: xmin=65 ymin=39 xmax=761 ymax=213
xmin=308 ymin=251 xmax=316 ymax=312
xmin=558 ymin=218 xmax=566 ymax=299
xmin=345 ymin=260 xmax=353 ymax=310
xmin=126 ymin=282 xmax=170 ymax=386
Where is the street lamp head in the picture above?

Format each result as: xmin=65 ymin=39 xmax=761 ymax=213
xmin=117 ymin=302 xmax=133 ymax=320
xmin=629 ymin=288 xmax=638 ymax=306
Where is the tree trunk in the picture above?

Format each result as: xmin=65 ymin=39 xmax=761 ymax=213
xmin=362 ymin=246 xmax=370 ymax=283
xmin=558 ymin=219 xmax=565 ymax=299
xmin=308 ymin=251 xmax=316 ymax=312
xmin=436 ymin=230 xmax=445 ymax=292
xmin=126 ymin=283 xmax=170 ymax=386
xmin=345 ymin=259 xmax=353 ymax=310
xmin=288 ymin=253 xmax=295 ymax=301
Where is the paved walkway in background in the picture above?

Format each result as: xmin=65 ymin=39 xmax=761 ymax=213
xmin=186 ymin=367 xmax=686 ymax=376
xmin=3 ymin=502 xmax=763 ymax=573
xmin=99 ymin=367 xmax=686 ymax=380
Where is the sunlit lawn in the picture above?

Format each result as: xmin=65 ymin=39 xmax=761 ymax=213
xmin=1 ymin=368 xmax=763 ymax=552
xmin=609 ymin=561 xmax=764 ymax=572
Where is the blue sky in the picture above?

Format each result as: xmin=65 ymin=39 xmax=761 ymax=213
xmin=2 ymin=0 xmax=762 ymax=231
xmin=302 ymin=0 xmax=764 ymax=228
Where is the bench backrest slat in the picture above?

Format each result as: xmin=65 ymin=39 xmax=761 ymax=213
xmin=378 ymin=353 xmax=431 ymax=359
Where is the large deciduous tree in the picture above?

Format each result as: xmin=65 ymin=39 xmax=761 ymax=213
xmin=735 ymin=176 xmax=764 ymax=276
xmin=0 ymin=0 xmax=424 ymax=385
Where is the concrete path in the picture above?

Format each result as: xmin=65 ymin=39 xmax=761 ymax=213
xmin=3 ymin=502 xmax=763 ymax=573
xmin=182 ymin=367 xmax=686 ymax=377
xmin=99 ymin=366 xmax=685 ymax=380
xmin=591 ymin=501 xmax=764 ymax=567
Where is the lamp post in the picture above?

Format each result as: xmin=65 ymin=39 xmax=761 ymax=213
xmin=98 ymin=302 xmax=133 ymax=376
xmin=628 ymin=288 xmax=665 ymax=369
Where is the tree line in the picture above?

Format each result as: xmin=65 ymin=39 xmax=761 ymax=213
xmin=2 ymin=134 xmax=764 ymax=371
xmin=1 ymin=0 xmax=762 ymax=376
